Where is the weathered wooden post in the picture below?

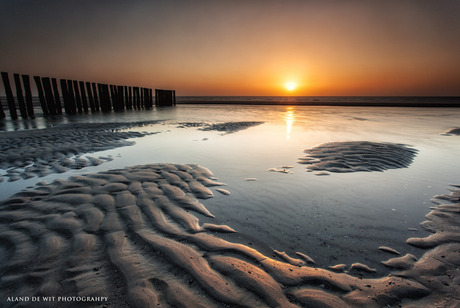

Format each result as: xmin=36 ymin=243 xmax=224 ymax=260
xmin=149 ymin=88 xmax=153 ymax=107
xmin=99 ymin=84 xmax=111 ymax=112
xmin=2 ymin=72 xmax=18 ymax=119
xmin=155 ymin=89 xmax=176 ymax=107
xmin=51 ymin=78 xmax=62 ymax=114
xmin=167 ymin=90 xmax=172 ymax=106
xmin=0 ymin=97 xmax=5 ymax=119
xmin=97 ymin=84 xmax=104 ymax=111
xmin=79 ymin=81 xmax=89 ymax=112
xmin=141 ymin=88 xmax=145 ymax=109
xmin=134 ymin=87 xmax=141 ymax=109
xmin=132 ymin=87 xmax=137 ymax=109
xmin=21 ymin=75 xmax=34 ymax=118
xmin=105 ymin=84 xmax=112 ymax=112
xmin=124 ymin=86 xmax=130 ymax=110
xmin=143 ymin=88 xmax=149 ymax=109
xmin=91 ymin=83 xmax=100 ymax=111
xmin=42 ymin=77 xmax=57 ymax=115
xmin=60 ymin=79 xmax=70 ymax=114
xmin=72 ymin=80 xmax=82 ymax=113
xmin=66 ymin=80 xmax=77 ymax=114
xmin=103 ymin=84 xmax=110 ymax=111
xmin=144 ymin=88 xmax=151 ymax=109
xmin=117 ymin=85 xmax=124 ymax=111
xmin=86 ymin=82 xmax=95 ymax=112
xmin=33 ymin=76 xmax=48 ymax=115
xmin=111 ymin=85 xmax=117 ymax=111
xmin=128 ymin=86 xmax=133 ymax=110
xmin=109 ymin=85 xmax=115 ymax=110
xmin=13 ymin=74 xmax=28 ymax=119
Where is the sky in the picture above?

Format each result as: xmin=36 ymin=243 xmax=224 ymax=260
xmin=0 ymin=0 xmax=459 ymax=96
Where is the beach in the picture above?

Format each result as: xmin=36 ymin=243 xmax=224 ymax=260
xmin=1 ymin=104 xmax=460 ymax=307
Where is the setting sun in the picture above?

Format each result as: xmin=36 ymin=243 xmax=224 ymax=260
xmin=285 ymin=81 xmax=297 ymax=92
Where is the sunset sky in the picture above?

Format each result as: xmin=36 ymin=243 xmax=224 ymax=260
xmin=0 ymin=0 xmax=459 ymax=96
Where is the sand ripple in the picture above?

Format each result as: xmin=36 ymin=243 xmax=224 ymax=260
xmin=0 ymin=163 xmax=458 ymax=307
xmin=0 ymin=121 xmax=159 ymax=182
xmin=199 ymin=121 xmax=264 ymax=134
xmin=299 ymin=141 xmax=418 ymax=173
xmin=177 ymin=121 xmax=263 ymax=134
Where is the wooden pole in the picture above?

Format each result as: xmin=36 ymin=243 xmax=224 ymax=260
xmin=132 ymin=87 xmax=136 ymax=109
xmin=60 ymin=79 xmax=70 ymax=114
xmin=42 ymin=77 xmax=57 ymax=115
xmin=33 ymin=76 xmax=48 ymax=115
xmin=0 ymin=96 xmax=5 ymax=119
xmin=109 ymin=85 xmax=115 ymax=110
xmin=22 ymin=75 xmax=34 ymax=118
xmin=128 ymin=86 xmax=133 ymax=110
xmin=117 ymin=85 xmax=124 ymax=111
xmin=149 ymin=88 xmax=153 ymax=108
xmin=154 ymin=89 xmax=175 ymax=107
xmin=105 ymin=84 xmax=111 ymax=112
xmin=124 ymin=86 xmax=130 ymax=110
xmin=2 ymin=72 xmax=18 ymax=119
xmin=79 ymin=81 xmax=89 ymax=112
xmin=97 ymin=84 xmax=104 ymax=111
xmin=73 ymin=80 xmax=82 ymax=113
xmin=67 ymin=80 xmax=77 ymax=114
xmin=52 ymin=78 xmax=62 ymax=114
xmin=92 ymin=82 xmax=100 ymax=111
xmin=86 ymin=82 xmax=95 ymax=112
xmin=99 ymin=84 xmax=111 ymax=112
xmin=135 ymin=87 xmax=141 ymax=109
xmin=13 ymin=73 xmax=28 ymax=119
xmin=141 ymin=87 xmax=145 ymax=109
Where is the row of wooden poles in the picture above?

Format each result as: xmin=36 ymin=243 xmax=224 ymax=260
xmin=0 ymin=72 xmax=176 ymax=120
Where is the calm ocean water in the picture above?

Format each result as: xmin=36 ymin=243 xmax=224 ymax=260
xmin=1 ymin=96 xmax=459 ymax=131
xmin=177 ymin=96 xmax=460 ymax=106
xmin=1 ymin=99 xmax=460 ymax=270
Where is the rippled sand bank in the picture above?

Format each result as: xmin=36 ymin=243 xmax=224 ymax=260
xmin=0 ymin=162 xmax=459 ymax=307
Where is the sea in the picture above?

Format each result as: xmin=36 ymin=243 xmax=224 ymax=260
xmin=1 ymin=96 xmax=460 ymax=271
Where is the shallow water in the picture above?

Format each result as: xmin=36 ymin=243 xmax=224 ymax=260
xmin=1 ymin=104 xmax=460 ymax=272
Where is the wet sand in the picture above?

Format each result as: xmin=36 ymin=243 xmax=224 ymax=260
xmin=0 ymin=160 xmax=459 ymax=307
xmin=0 ymin=121 xmax=459 ymax=307
xmin=0 ymin=121 xmax=160 ymax=183
xmin=0 ymin=120 xmax=265 ymax=184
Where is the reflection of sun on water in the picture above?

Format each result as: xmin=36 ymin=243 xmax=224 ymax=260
xmin=285 ymin=107 xmax=294 ymax=140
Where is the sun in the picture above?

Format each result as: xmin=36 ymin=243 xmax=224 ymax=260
xmin=285 ymin=81 xmax=297 ymax=92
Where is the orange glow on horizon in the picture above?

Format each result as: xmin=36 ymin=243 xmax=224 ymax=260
xmin=1 ymin=2 xmax=458 ymax=97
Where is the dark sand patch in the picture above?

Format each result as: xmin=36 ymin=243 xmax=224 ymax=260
xmin=177 ymin=121 xmax=263 ymax=134
xmin=199 ymin=121 xmax=264 ymax=134
xmin=176 ymin=122 xmax=207 ymax=128
xmin=1 ymin=163 xmax=459 ymax=307
xmin=298 ymin=141 xmax=418 ymax=174
xmin=0 ymin=121 xmax=159 ymax=182
xmin=442 ymin=128 xmax=460 ymax=136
